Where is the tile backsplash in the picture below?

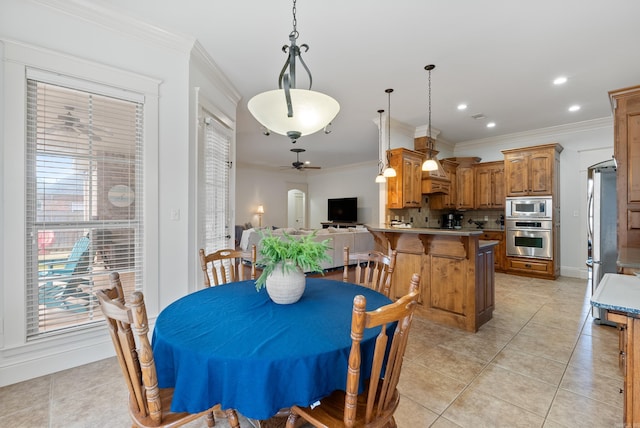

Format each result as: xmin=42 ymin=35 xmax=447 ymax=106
xmin=387 ymin=205 xmax=505 ymax=230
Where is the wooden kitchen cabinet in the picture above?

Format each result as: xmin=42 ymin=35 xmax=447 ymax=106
xmin=610 ymin=85 xmax=640 ymax=249
xmin=475 ymin=161 xmax=505 ymax=209
xmin=481 ymin=230 xmax=505 ymax=272
xmin=429 ymin=159 xmax=458 ymax=210
xmin=448 ymin=157 xmax=481 ymax=210
xmin=506 ymin=256 xmax=554 ymax=278
xmin=502 ymin=144 xmax=562 ymax=197
xmin=386 ymin=148 xmax=423 ymax=209
xmin=456 ymin=165 xmax=475 ymax=210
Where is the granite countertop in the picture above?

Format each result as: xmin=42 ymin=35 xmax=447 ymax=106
xmin=591 ymin=273 xmax=640 ymax=316
xmin=366 ymin=225 xmax=483 ymax=236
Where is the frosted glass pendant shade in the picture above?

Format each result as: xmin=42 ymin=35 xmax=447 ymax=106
xmin=248 ymin=88 xmax=340 ymax=138
xmin=422 ymin=159 xmax=438 ymax=171
xmin=375 ymin=174 xmax=386 ymax=183
xmin=383 ymin=166 xmax=397 ymax=177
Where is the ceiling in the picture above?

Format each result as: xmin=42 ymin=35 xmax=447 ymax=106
xmin=89 ymin=0 xmax=640 ymax=170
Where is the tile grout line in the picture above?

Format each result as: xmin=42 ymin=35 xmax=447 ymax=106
xmin=432 ymin=303 xmax=541 ymax=425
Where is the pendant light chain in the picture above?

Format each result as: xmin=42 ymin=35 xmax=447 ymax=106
xmin=382 ymin=89 xmax=397 ymax=177
xmin=387 ymin=88 xmax=393 ymax=156
xmin=379 ymin=109 xmax=385 ymax=169
xmin=428 ymin=67 xmax=432 ymax=150
xmin=422 ymin=64 xmax=438 ymax=171
xmin=291 ymin=0 xmax=298 ymax=38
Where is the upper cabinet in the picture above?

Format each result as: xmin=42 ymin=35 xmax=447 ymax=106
xmin=453 ymin=157 xmax=481 ymax=210
xmin=502 ymin=144 xmax=563 ymax=197
xmin=475 ymin=161 xmax=505 ymax=209
xmin=610 ymin=85 xmax=640 ymax=249
xmin=387 ymin=148 xmax=423 ymax=209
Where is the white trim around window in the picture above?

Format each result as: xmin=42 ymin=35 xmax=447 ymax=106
xmin=0 ymin=39 xmax=160 ymax=386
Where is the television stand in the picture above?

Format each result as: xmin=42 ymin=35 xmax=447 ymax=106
xmin=321 ymin=222 xmax=361 ymax=229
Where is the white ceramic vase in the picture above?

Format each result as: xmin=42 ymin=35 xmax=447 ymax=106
xmin=265 ymin=261 xmax=306 ymax=304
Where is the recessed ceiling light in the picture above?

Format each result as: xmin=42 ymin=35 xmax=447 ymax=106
xmin=457 ymin=104 xmax=468 ymax=110
xmin=553 ymin=76 xmax=568 ymax=85
xmin=568 ymin=105 xmax=581 ymax=112
xmin=486 ymin=122 xmax=496 ymax=128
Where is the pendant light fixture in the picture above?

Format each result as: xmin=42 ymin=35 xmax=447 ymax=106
xmin=375 ymin=109 xmax=387 ymax=183
xmin=247 ymin=0 xmax=340 ymax=143
xmin=422 ymin=64 xmax=439 ymax=171
xmin=382 ymin=89 xmax=397 ymax=178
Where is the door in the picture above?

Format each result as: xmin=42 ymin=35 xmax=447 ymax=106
xmin=288 ymin=189 xmax=305 ymax=228
xmin=287 ymin=183 xmax=308 ymax=229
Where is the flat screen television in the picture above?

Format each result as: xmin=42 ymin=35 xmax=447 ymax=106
xmin=327 ymin=197 xmax=358 ymax=223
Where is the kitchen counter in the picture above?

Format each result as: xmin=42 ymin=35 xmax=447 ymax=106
xmin=365 ymin=225 xmax=495 ymax=332
xmin=590 ymin=273 xmax=640 ymax=425
xmin=592 ymin=273 xmax=640 ymax=315
xmin=367 ymin=225 xmax=483 ymax=236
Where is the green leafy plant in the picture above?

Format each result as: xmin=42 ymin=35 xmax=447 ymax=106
xmin=255 ymin=230 xmax=332 ymax=291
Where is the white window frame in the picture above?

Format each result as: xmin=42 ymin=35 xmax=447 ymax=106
xmin=195 ymin=94 xmax=236 ymax=288
xmin=1 ymin=40 xmax=159 ymax=382
xmin=25 ymin=72 xmax=145 ymax=338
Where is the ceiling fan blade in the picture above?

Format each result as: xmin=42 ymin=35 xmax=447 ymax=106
xmin=302 ymin=166 xmax=322 ymax=170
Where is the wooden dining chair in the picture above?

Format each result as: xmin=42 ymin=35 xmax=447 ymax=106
xmin=342 ymin=247 xmax=397 ymax=298
xmin=285 ymin=272 xmax=421 ymax=428
xmin=96 ymin=272 xmax=240 ymax=428
xmin=200 ymin=244 xmax=256 ymax=287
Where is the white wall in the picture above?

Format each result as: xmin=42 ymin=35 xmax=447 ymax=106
xmin=236 ymin=161 xmax=380 ymax=230
xmin=0 ymin=0 xmax=236 ymax=386
xmin=307 ymin=162 xmax=381 ymax=228
xmin=235 ymin=164 xmax=308 ymax=229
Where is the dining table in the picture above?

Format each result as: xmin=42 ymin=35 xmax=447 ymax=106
xmin=151 ymin=277 xmax=393 ymax=421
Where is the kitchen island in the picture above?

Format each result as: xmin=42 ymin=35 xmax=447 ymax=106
xmin=591 ymin=273 xmax=640 ymax=426
xmin=367 ymin=225 xmax=497 ymax=332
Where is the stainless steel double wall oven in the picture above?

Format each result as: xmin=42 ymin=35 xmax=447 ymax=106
xmin=505 ymin=196 xmax=553 ymax=260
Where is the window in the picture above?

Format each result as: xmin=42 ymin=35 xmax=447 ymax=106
xmin=25 ymin=72 xmax=144 ymax=338
xmin=199 ymin=111 xmax=232 ymax=255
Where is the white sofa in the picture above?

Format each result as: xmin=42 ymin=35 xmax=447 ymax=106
xmin=239 ymin=226 xmax=375 ymax=271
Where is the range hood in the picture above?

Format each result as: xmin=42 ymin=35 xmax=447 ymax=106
xmin=415 ymin=141 xmax=450 ymax=194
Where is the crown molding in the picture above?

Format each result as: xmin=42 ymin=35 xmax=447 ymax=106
xmin=31 ymin=0 xmax=196 ymax=53
xmin=454 ymin=117 xmax=613 ymax=151
xmin=190 ymin=41 xmax=242 ymax=105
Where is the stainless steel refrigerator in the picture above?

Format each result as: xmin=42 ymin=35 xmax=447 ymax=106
xmin=587 ymin=159 xmax=617 ymax=325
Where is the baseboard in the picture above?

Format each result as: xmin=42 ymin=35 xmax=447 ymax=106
xmin=560 ymin=265 xmax=588 ymax=280
xmin=0 ymin=339 xmax=115 ymax=387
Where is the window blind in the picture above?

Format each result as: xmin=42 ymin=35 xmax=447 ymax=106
xmin=199 ymin=112 xmax=232 ymax=256
xmin=25 ymin=77 xmax=144 ymax=339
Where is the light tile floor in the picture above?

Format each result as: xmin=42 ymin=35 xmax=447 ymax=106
xmin=0 ymin=273 xmax=624 ymax=427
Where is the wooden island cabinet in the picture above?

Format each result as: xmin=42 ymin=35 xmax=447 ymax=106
xmin=592 ymin=274 xmax=640 ymax=427
xmin=367 ymin=226 xmax=497 ymax=332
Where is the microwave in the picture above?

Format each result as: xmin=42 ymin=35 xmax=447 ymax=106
xmin=505 ymin=197 xmax=552 ymax=219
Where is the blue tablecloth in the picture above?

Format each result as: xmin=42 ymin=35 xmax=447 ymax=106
xmin=152 ymin=278 xmax=392 ymax=420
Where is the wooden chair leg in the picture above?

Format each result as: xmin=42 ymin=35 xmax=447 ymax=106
xmin=206 ymin=410 xmax=215 ymax=427
xmin=226 ymin=409 xmax=240 ymax=428
xmin=285 ymin=412 xmax=299 ymax=428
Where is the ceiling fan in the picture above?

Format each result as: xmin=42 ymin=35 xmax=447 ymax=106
xmin=282 ymin=148 xmax=322 ymax=171
xmin=43 ymin=106 xmax=112 ymax=140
